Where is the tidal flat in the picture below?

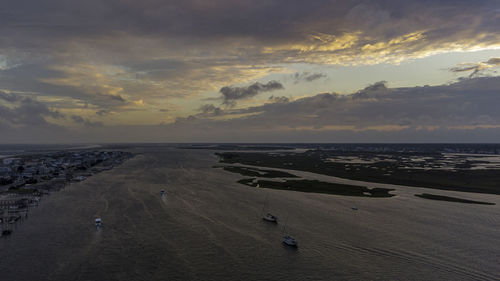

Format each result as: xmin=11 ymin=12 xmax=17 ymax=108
xmin=415 ymin=193 xmax=495 ymax=205
xmin=218 ymin=150 xmax=500 ymax=194
xmin=238 ymin=178 xmax=394 ymax=197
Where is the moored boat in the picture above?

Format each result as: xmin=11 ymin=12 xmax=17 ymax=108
xmin=282 ymin=235 xmax=298 ymax=247
xmin=262 ymin=213 xmax=278 ymax=223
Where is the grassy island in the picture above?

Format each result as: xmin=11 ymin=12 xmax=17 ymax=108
xmin=415 ymin=193 xmax=495 ymax=205
xmin=238 ymin=178 xmax=394 ymax=197
xmin=218 ymin=151 xmax=500 ymax=195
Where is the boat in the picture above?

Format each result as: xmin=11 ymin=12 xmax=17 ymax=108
xmin=262 ymin=213 xmax=278 ymax=223
xmin=95 ymin=218 xmax=102 ymax=227
xmin=281 ymin=214 xmax=298 ymax=248
xmin=282 ymin=235 xmax=298 ymax=247
xmin=8 ymin=216 xmax=21 ymax=224
xmin=160 ymin=190 xmax=166 ymax=197
xmin=351 ymin=206 xmax=358 ymax=210
xmin=261 ymin=194 xmax=278 ymax=224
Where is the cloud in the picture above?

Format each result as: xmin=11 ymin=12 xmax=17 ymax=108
xmin=486 ymin=58 xmax=500 ymax=65
xmin=268 ymin=96 xmax=290 ymax=103
xmin=450 ymin=57 xmax=500 ymax=78
xmin=1 ymin=1 xmax=499 ymax=69
xmin=292 ymin=72 xmax=327 ymax=83
xmin=0 ymin=91 xmax=23 ymax=103
xmin=0 ymin=96 xmax=63 ymax=129
xmin=154 ymin=76 xmax=500 ymax=141
xmin=1 ymin=0 xmax=500 ymax=142
xmin=96 ymin=109 xmax=110 ymax=116
xmin=2 ymin=76 xmax=500 ymax=143
xmin=71 ymin=115 xmax=85 ymax=123
xmin=71 ymin=115 xmax=103 ymax=127
xmin=220 ymin=80 xmax=284 ymax=106
xmin=199 ymin=104 xmax=223 ymax=116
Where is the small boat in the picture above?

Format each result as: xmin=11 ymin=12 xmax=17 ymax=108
xmin=281 ymin=214 xmax=298 ymax=248
xmin=8 ymin=216 xmax=21 ymax=224
xmin=160 ymin=190 xmax=166 ymax=197
xmin=351 ymin=206 xmax=358 ymax=210
xmin=95 ymin=218 xmax=102 ymax=227
xmin=282 ymin=235 xmax=298 ymax=247
xmin=261 ymin=194 xmax=277 ymax=223
xmin=262 ymin=213 xmax=278 ymax=223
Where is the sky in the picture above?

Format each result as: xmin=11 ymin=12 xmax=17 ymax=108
xmin=1 ymin=0 xmax=500 ymax=143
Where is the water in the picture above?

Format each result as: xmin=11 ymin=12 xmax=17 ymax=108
xmin=1 ymin=147 xmax=499 ymax=280
xmin=0 ymin=144 xmax=102 ymax=157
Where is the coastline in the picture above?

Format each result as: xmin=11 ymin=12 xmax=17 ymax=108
xmin=1 ymin=149 xmax=133 ymax=237
xmin=1 ymin=147 xmax=499 ymax=281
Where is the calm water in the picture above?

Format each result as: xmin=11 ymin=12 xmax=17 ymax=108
xmin=1 ymin=147 xmax=499 ymax=280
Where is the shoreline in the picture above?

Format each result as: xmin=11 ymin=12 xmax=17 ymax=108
xmin=218 ymin=161 xmax=500 ymax=205
xmin=0 ymin=150 xmax=133 ymax=237
xmin=217 ymin=151 xmax=500 ymax=195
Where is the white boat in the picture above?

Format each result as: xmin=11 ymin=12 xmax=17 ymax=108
xmin=262 ymin=213 xmax=278 ymax=223
xmin=95 ymin=218 xmax=102 ymax=227
xmin=261 ymin=194 xmax=277 ymax=223
xmin=281 ymin=215 xmax=298 ymax=248
xmin=282 ymin=235 xmax=298 ymax=247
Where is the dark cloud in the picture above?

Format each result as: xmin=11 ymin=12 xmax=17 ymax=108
xmin=1 ymin=1 xmax=498 ymax=44
xmin=199 ymin=104 xmax=223 ymax=116
xmin=486 ymin=58 xmax=500 ymax=65
xmin=293 ymin=72 xmax=327 ymax=83
xmin=96 ymin=110 xmax=110 ymax=116
xmin=0 ymin=97 xmax=63 ymax=128
xmin=0 ymin=0 xmax=500 ymax=143
xmin=2 ymin=1 xmax=498 ymax=68
xmin=113 ymin=95 xmax=125 ymax=102
xmin=2 ymin=76 xmax=500 ymax=143
xmin=71 ymin=115 xmax=103 ymax=127
xmin=71 ymin=115 xmax=85 ymax=123
xmin=179 ymin=76 xmax=500 ymax=139
xmin=0 ymin=91 xmax=23 ymax=103
xmin=449 ymin=57 xmax=500 ymax=78
xmin=220 ymin=80 xmax=283 ymax=106
xmin=268 ymin=96 xmax=290 ymax=103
